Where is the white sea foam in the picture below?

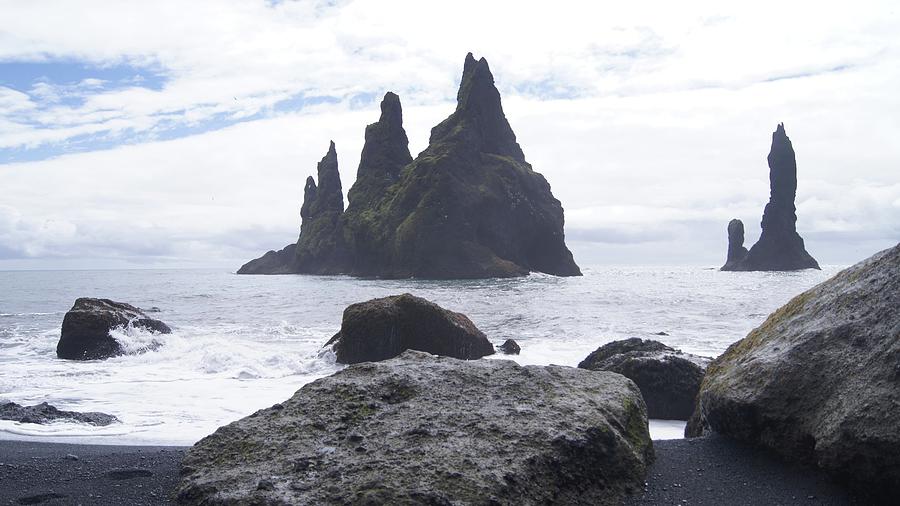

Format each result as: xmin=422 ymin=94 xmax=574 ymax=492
xmin=0 ymin=266 xmax=841 ymax=445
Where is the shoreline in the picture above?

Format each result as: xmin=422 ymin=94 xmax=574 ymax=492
xmin=0 ymin=440 xmax=185 ymax=506
xmin=1 ymin=434 xmax=863 ymax=505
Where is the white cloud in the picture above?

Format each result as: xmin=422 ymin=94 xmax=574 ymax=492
xmin=0 ymin=0 xmax=898 ymax=268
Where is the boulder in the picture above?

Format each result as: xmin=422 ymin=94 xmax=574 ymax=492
xmin=175 ymin=351 xmax=653 ymax=505
xmin=239 ymin=54 xmax=581 ymax=279
xmin=498 ymin=339 xmax=521 ymax=355
xmin=688 ymin=244 xmax=900 ymax=498
xmin=325 ymin=293 xmax=494 ymax=364
xmin=57 ymin=298 xmax=171 ymax=360
xmin=721 ymin=124 xmax=819 ymax=271
xmin=579 ymin=338 xmax=710 ymax=420
xmin=0 ymin=401 xmax=119 ymax=426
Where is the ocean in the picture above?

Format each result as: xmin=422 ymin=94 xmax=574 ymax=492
xmin=0 ymin=265 xmax=841 ymax=445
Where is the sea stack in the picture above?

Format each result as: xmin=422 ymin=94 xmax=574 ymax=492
xmin=721 ymin=124 xmax=819 ymax=271
xmin=239 ymin=54 xmax=581 ymax=279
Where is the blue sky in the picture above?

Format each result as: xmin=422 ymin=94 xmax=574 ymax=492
xmin=0 ymin=0 xmax=898 ymax=269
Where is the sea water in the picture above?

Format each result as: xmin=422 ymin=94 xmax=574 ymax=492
xmin=0 ymin=265 xmax=842 ymax=445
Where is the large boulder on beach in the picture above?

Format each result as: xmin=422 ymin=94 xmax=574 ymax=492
xmin=57 ymin=298 xmax=171 ymax=360
xmin=578 ymin=338 xmax=710 ymax=420
xmin=0 ymin=401 xmax=119 ymax=426
xmin=325 ymin=293 xmax=495 ymax=364
xmin=176 ymin=351 xmax=653 ymax=505
xmin=687 ymin=244 xmax=900 ymax=497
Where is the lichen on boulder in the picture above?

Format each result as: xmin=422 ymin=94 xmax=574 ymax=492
xmin=175 ymin=351 xmax=652 ymax=505
xmin=689 ymin=243 xmax=900 ymax=498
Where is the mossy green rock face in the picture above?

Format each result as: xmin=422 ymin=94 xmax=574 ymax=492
xmin=239 ymin=54 xmax=581 ymax=279
xmin=176 ymin=351 xmax=652 ymax=505
xmin=689 ymin=243 xmax=900 ymax=498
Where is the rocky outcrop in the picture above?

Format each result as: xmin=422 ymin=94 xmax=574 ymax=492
xmin=579 ymin=338 xmax=710 ymax=420
xmin=722 ymin=219 xmax=749 ymax=270
xmin=498 ymin=338 xmax=521 ymax=355
xmin=239 ymin=54 xmax=581 ymax=279
xmin=688 ymin=244 xmax=900 ymax=498
xmin=57 ymin=298 xmax=171 ymax=360
xmin=721 ymin=124 xmax=819 ymax=271
xmin=0 ymin=402 xmax=119 ymax=426
xmin=324 ymin=294 xmax=494 ymax=364
xmin=175 ymin=351 xmax=652 ymax=505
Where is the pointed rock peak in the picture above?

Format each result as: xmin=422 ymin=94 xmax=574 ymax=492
xmin=312 ymin=141 xmax=344 ymax=214
xmin=300 ymin=176 xmax=318 ymax=220
xmin=378 ymin=92 xmax=404 ymax=130
xmin=457 ymin=53 xmax=496 ymax=106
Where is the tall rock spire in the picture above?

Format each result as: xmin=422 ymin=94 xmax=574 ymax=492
xmin=308 ymin=141 xmax=343 ymax=216
xmin=429 ymin=52 xmax=525 ymax=161
xmin=346 ymin=92 xmax=412 ymax=212
xmin=721 ymin=124 xmax=819 ymax=271
xmin=721 ymin=219 xmax=749 ymax=270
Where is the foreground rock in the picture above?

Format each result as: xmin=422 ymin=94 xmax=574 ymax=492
xmin=0 ymin=402 xmax=119 ymax=426
xmin=57 ymin=298 xmax=171 ymax=360
xmin=176 ymin=351 xmax=652 ymax=505
xmin=579 ymin=338 xmax=710 ymax=420
xmin=239 ymin=54 xmax=581 ymax=279
xmin=325 ymin=293 xmax=494 ymax=364
xmin=688 ymin=243 xmax=900 ymax=498
xmin=721 ymin=124 xmax=819 ymax=271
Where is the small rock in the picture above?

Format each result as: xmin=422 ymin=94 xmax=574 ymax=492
xmin=497 ymin=339 xmax=521 ymax=355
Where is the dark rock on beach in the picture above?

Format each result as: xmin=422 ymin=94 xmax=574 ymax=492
xmin=498 ymin=338 xmax=521 ymax=354
xmin=57 ymin=298 xmax=171 ymax=360
xmin=239 ymin=53 xmax=581 ymax=279
xmin=689 ymin=243 xmax=900 ymax=499
xmin=0 ymin=402 xmax=119 ymax=426
xmin=721 ymin=124 xmax=819 ymax=271
xmin=579 ymin=338 xmax=710 ymax=420
xmin=325 ymin=293 xmax=495 ymax=364
xmin=176 ymin=351 xmax=652 ymax=505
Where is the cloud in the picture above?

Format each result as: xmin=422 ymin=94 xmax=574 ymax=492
xmin=0 ymin=1 xmax=898 ymax=268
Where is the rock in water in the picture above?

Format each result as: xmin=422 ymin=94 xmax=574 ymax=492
xmin=578 ymin=338 xmax=710 ymax=420
xmin=688 ymin=244 xmax=900 ymax=498
xmin=56 ymin=298 xmax=171 ymax=360
xmin=0 ymin=401 xmax=119 ymax=426
xmin=175 ymin=351 xmax=652 ymax=505
xmin=721 ymin=219 xmax=749 ymax=270
xmin=498 ymin=338 xmax=521 ymax=355
xmin=721 ymin=124 xmax=819 ymax=271
xmin=325 ymin=293 xmax=495 ymax=364
xmin=238 ymin=54 xmax=581 ymax=279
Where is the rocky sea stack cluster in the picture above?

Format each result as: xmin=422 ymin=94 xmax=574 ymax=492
xmin=721 ymin=124 xmax=819 ymax=271
xmin=239 ymin=53 xmax=581 ymax=279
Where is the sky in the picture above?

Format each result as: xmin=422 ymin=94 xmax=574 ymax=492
xmin=0 ymin=0 xmax=898 ymax=270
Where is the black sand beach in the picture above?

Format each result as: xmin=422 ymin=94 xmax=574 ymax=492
xmin=1 ymin=434 xmax=863 ymax=505
xmin=0 ymin=440 xmax=184 ymax=505
xmin=627 ymin=435 xmax=862 ymax=506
